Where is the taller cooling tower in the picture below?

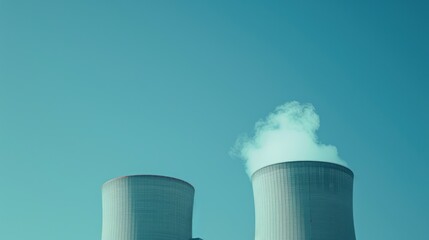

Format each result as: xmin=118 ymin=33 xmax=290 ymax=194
xmin=252 ymin=161 xmax=356 ymax=240
xmin=102 ymin=175 xmax=195 ymax=240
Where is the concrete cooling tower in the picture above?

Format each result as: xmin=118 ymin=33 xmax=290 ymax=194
xmin=252 ymin=161 xmax=356 ymax=240
xmin=102 ymin=175 xmax=200 ymax=240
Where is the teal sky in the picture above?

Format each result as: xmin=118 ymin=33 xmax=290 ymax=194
xmin=1 ymin=1 xmax=428 ymax=239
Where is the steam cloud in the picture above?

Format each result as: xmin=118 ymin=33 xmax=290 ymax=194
xmin=233 ymin=101 xmax=346 ymax=177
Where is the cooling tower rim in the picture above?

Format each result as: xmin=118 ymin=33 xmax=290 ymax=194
xmin=102 ymin=174 xmax=195 ymax=190
xmin=251 ymin=160 xmax=354 ymax=179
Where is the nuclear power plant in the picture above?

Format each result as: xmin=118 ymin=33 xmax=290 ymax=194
xmin=101 ymin=175 xmax=202 ymax=240
xmin=252 ymin=161 xmax=356 ymax=240
xmin=99 ymin=102 xmax=356 ymax=239
xmin=101 ymin=161 xmax=355 ymax=240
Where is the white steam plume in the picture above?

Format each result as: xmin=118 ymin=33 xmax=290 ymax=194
xmin=233 ymin=101 xmax=346 ymax=177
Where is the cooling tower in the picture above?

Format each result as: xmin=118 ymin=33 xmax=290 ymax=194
xmin=252 ymin=161 xmax=356 ymax=240
xmin=101 ymin=175 xmax=195 ymax=240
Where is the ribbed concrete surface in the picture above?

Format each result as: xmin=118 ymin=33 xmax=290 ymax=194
xmin=102 ymin=175 xmax=194 ymax=240
xmin=252 ymin=161 xmax=356 ymax=240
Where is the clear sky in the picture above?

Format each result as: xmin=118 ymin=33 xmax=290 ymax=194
xmin=0 ymin=1 xmax=428 ymax=239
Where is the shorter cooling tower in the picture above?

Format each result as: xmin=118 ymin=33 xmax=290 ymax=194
xmin=252 ymin=161 xmax=356 ymax=240
xmin=102 ymin=175 xmax=195 ymax=240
